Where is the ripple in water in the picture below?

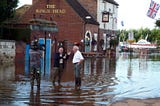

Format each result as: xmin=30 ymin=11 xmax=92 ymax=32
xmin=1 ymin=53 xmax=160 ymax=105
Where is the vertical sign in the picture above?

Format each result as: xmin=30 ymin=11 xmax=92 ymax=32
xmin=25 ymin=44 xmax=30 ymax=75
xmin=46 ymin=39 xmax=51 ymax=75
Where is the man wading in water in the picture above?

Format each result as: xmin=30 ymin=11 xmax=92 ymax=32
xmin=72 ymin=46 xmax=84 ymax=87
xmin=52 ymin=47 xmax=70 ymax=86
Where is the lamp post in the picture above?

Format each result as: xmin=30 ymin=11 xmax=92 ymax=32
xmin=30 ymin=18 xmax=58 ymax=75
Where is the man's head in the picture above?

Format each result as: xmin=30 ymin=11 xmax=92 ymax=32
xmin=72 ymin=46 xmax=79 ymax=53
xmin=58 ymin=47 xmax=64 ymax=54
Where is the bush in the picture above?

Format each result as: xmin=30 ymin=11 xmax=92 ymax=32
xmin=0 ymin=26 xmax=31 ymax=42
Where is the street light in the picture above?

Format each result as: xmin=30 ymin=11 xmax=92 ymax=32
xmin=85 ymin=16 xmax=91 ymax=20
xmin=29 ymin=18 xmax=58 ymax=75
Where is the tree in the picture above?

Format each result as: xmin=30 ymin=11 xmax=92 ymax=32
xmin=117 ymin=28 xmax=160 ymax=45
xmin=0 ymin=0 xmax=18 ymax=23
xmin=155 ymin=19 xmax=160 ymax=28
xmin=151 ymin=29 xmax=160 ymax=43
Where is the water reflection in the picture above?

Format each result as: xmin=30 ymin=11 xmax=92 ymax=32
xmin=0 ymin=64 xmax=15 ymax=81
xmin=138 ymin=52 xmax=148 ymax=72
xmin=114 ymin=52 xmax=160 ymax=102
xmin=84 ymin=58 xmax=91 ymax=75
xmin=127 ymin=59 xmax=132 ymax=79
xmin=29 ymin=89 xmax=40 ymax=105
xmin=1 ymin=53 xmax=160 ymax=105
xmin=0 ymin=64 xmax=17 ymax=105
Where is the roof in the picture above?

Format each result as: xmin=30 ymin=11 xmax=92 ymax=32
xmin=16 ymin=5 xmax=31 ymax=14
xmin=136 ymin=39 xmax=151 ymax=44
xmin=5 ymin=0 xmax=99 ymax=25
xmin=2 ymin=5 xmax=32 ymax=24
xmin=66 ymin=0 xmax=99 ymax=25
xmin=104 ymin=0 xmax=119 ymax=6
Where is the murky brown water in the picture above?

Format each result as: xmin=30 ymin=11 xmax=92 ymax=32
xmin=1 ymin=52 xmax=160 ymax=106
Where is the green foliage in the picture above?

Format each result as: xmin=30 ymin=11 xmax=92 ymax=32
xmin=155 ymin=19 xmax=160 ymax=28
xmin=117 ymin=28 xmax=160 ymax=45
xmin=0 ymin=27 xmax=31 ymax=42
xmin=0 ymin=0 xmax=19 ymax=23
xmin=118 ymin=29 xmax=128 ymax=42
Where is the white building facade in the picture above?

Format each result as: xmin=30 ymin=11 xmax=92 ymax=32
xmin=97 ymin=0 xmax=118 ymax=31
xmin=97 ymin=0 xmax=119 ymax=50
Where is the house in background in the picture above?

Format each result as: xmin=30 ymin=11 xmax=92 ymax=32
xmin=97 ymin=0 xmax=119 ymax=51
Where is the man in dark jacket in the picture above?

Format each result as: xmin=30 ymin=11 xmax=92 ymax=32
xmin=52 ymin=47 xmax=70 ymax=85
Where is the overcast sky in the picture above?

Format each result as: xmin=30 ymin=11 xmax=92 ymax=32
xmin=18 ymin=0 xmax=32 ymax=7
xmin=116 ymin=0 xmax=160 ymax=30
xmin=18 ymin=0 xmax=160 ymax=30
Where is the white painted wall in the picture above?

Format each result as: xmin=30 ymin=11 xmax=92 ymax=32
xmin=0 ymin=40 xmax=15 ymax=62
xmin=97 ymin=0 xmax=118 ymax=30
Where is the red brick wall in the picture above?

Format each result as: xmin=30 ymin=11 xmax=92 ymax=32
xmin=15 ymin=42 xmax=26 ymax=76
xmin=21 ymin=0 xmax=85 ymax=45
xmin=18 ymin=0 xmax=99 ymax=53
xmin=32 ymin=0 xmax=38 ymax=4
xmin=78 ymin=0 xmax=97 ymax=19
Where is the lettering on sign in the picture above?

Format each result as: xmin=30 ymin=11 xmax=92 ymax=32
xmin=36 ymin=9 xmax=51 ymax=14
xmin=35 ymin=4 xmax=66 ymax=14
xmin=46 ymin=4 xmax=56 ymax=9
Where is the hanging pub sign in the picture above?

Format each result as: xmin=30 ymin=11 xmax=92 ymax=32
xmin=102 ymin=12 xmax=109 ymax=22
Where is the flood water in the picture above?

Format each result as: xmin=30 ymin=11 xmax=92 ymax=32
xmin=1 ymin=52 xmax=160 ymax=105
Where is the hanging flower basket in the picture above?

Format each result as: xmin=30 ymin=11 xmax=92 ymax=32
xmin=99 ymin=39 xmax=104 ymax=49
xmin=100 ymin=39 xmax=104 ymax=46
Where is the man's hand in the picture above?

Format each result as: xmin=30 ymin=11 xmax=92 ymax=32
xmin=67 ymin=52 xmax=71 ymax=55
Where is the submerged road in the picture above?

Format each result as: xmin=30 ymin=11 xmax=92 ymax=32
xmin=1 ymin=53 xmax=160 ymax=105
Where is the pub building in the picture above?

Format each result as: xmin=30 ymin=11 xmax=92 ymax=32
xmin=17 ymin=0 xmax=100 ymax=53
xmin=4 ymin=0 xmax=118 ymax=72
